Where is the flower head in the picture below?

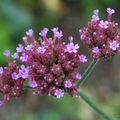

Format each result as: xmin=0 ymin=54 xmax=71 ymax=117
xmin=54 ymin=89 xmax=64 ymax=98
xmin=4 ymin=50 xmax=10 ymax=57
xmin=79 ymin=8 xmax=120 ymax=59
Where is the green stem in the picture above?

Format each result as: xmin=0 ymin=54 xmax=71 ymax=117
xmin=76 ymin=59 xmax=99 ymax=86
xmin=79 ymin=91 xmax=115 ymax=120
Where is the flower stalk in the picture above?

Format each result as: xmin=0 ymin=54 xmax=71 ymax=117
xmin=79 ymin=90 xmax=116 ymax=120
xmin=76 ymin=59 xmax=99 ymax=86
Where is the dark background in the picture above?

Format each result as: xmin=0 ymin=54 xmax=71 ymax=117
xmin=0 ymin=0 xmax=120 ymax=120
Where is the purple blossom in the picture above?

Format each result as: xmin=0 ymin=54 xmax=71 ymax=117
xmin=12 ymin=52 xmax=19 ymax=59
xmin=25 ymin=44 xmax=33 ymax=51
xmin=37 ymin=46 xmax=46 ymax=54
xmin=22 ymin=36 xmax=28 ymax=43
xmin=54 ymin=89 xmax=64 ymax=98
xmin=28 ymin=80 xmax=38 ymax=88
xmin=65 ymin=42 xmax=79 ymax=53
xmin=0 ymin=100 xmax=4 ymax=107
xmin=107 ymin=8 xmax=115 ymax=15
xmin=4 ymin=50 xmax=10 ymax=57
xmin=109 ymin=41 xmax=119 ymax=51
xmin=92 ymin=15 xmax=99 ymax=21
xmin=80 ymin=34 xmax=86 ymax=40
xmin=19 ymin=65 xmax=29 ymax=79
xmin=64 ymin=80 xmax=72 ymax=88
xmin=79 ymin=54 xmax=87 ymax=63
xmin=39 ymin=28 xmax=48 ymax=37
xmin=26 ymin=29 xmax=34 ymax=36
xmin=68 ymin=36 xmax=73 ymax=42
xmin=93 ymin=9 xmax=99 ymax=15
xmin=51 ymin=27 xmax=59 ymax=34
xmin=20 ymin=53 xmax=28 ymax=62
xmin=99 ymin=20 xmax=109 ymax=29
xmin=92 ymin=47 xmax=100 ymax=54
xmin=0 ymin=67 xmax=3 ymax=74
xmin=11 ymin=72 xmax=19 ymax=80
xmin=16 ymin=44 xmax=24 ymax=53
xmin=76 ymin=72 xmax=82 ymax=80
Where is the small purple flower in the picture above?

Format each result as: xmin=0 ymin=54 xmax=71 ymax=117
xmin=54 ymin=89 xmax=64 ymax=98
xmin=55 ymin=31 xmax=63 ymax=38
xmin=65 ymin=42 xmax=79 ymax=53
xmin=11 ymin=72 xmax=19 ymax=80
xmin=28 ymin=80 xmax=38 ymax=88
xmin=92 ymin=15 xmax=99 ymax=21
xmin=68 ymin=36 xmax=73 ymax=42
xmin=19 ymin=65 xmax=29 ymax=79
xmin=93 ymin=9 xmax=99 ymax=15
xmin=51 ymin=27 xmax=59 ymax=33
xmin=25 ymin=44 xmax=33 ymax=51
xmin=79 ymin=54 xmax=87 ymax=63
xmin=109 ymin=40 xmax=119 ymax=51
xmin=26 ymin=29 xmax=34 ymax=36
xmin=80 ymin=34 xmax=86 ymax=40
xmin=64 ymin=80 xmax=72 ymax=88
xmin=37 ymin=46 xmax=46 ymax=54
xmin=4 ymin=50 xmax=10 ymax=57
xmin=12 ymin=52 xmax=19 ymax=59
xmin=0 ymin=100 xmax=4 ymax=107
xmin=107 ymin=8 xmax=115 ymax=15
xmin=76 ymin=72 xmax=82 ymax=80
xmin=39 ymin=28 xmax=48 ymax=37
xmin=0 ymin=67 xmax=3 ymax=74
xmin=22 ymin=36 xmax=28 ymax=43
xmin=99 ymin=20 xmax=109 ymax=29
xmin=92 ymin=47 xmax=100 ymax=54
xmin=16 ymin=44 xmax=24 ymax=53
xmin=20 ymin=53 xmax=28 ymax=62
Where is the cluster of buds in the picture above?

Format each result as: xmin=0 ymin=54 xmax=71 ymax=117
xmin=0 ymin=50 xmax=26 ymax=106
xmin=80 ymin=8 xmax=120 ymax=58
xmin=0 ymin=27 xmax=87 ymax=105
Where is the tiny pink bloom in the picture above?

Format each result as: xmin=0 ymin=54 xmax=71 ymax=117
xmin=93 ymin=9 xmax=99 ymax=15
xmin=64 ymin=80 xmax=72 ymax=88
xmin=28 ymin=80 xmax=38 ymax=88
xmin=20 ymin=53 xmax=28 ymax=62
xmin=76 ymin=72 xmax=82 ymax=80
xmin=92 ymin=47 xmax=100 ymax=54
xmin=22 ymin=36 xmax=28 ymax=43
xmin=25 ymin=44 xmax=33 ymax=51
xmin=12 ymin=52 xmax=19 ymax=59
xmin=16 ymin=44 xmax=24 ymax=53
xmin=68 ymin=36 xmax=73 ymax=42
xmin=0 ymin=100 xmax=4 ymax=107
xmin=99 ymin=20 xmax=109 ymax=29
xmin=107 ymin=8 xmax=115 ymax=15
xmin=39 ymin=28 xmax=48 ymax=37
xmin=4 ymin=50 xmax=10 ymax=57
xmin=109 ymin=40 xmax=119 ymax=51
xmin=11 ymin=72 xmax=19 ymax=80
xmin=19 ymin=65 xmax=29 ymax=79
xmin=0 ymin=67 xmax=3 ymax=74
xmin=65 ymin=42 xmax=79 ymax=53
xmin=54 ymin=89 xmax=64 ymax=98
xmin=26 ymin=29 xmax=34 ymax=36
xmin=37 ymin=46 xmax=46 ymax=54
xmin=79 ymin=54 xmax=87 ymax=63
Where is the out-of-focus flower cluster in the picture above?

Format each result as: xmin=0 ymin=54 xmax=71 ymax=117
xmin=0 ymin=27 xmax=87 ymax=106
xmin=80 ymin=8 xmax=120 ymax=58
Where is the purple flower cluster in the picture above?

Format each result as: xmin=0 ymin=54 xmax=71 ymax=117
xmin=0 ymin=27 xmax=87 ymax=106
xmin=0 ymin=52 xmax=25 ymax=106
xmin=79 ymin=8 xmax=120 ymax=58
xmin=14 ymin=28 xmax=87 ymax=98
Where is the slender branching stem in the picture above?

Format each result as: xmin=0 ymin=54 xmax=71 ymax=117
xmin=76 ymin=59 xmax=99 ymax=86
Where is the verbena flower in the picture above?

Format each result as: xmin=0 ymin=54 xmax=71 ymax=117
xmin=0 ymin=51 xmax=24 ymax=106
xmin=11 ymin=27 xmax=87 ymax=99
xmin=79 ymin=8 xmax=120 ymax=59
